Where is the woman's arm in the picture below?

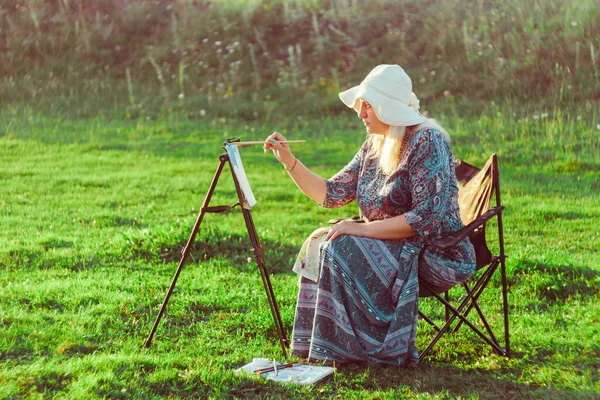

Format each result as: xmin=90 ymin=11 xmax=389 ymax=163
xmin=325 ymin=215 xmax=417 ymax=241
xmin=403 ymin=129 xmax=456 ymax=239
xmin=264 ymin=132 xmax=327 ymax=204
xmin=285 ymin=160 xmax=327 ymax=204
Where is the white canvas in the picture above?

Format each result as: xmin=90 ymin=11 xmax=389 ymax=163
xmin=225 ymin=143 xmax=257 ymax=208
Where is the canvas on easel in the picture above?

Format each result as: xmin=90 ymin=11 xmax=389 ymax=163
xmin=225 ymin=143 xmax=257 ymax=208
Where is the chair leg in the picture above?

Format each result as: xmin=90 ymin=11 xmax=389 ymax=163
xmin=453 ymin=282 xmax=480 ymax=332
xmin=419 ymin=310 xmax=441 ymax=332
xmin=453 ymin=278 xmax=499 ymax=346
xmin=444 ymin=291 xmax=450 ymax=323
xmin=494 ymin=155 xmax=510 ymax=357
xmin=500 ymin=255 xmax=510 ymax=357
xmin=456 ymin=274 xmax=502 ymax=348
xmin=420 ymin=293 xmax=504 ymax=360
xmin=419 ymin=267 xmax=506 ymax=361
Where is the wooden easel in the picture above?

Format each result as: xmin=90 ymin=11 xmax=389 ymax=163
xmin=143 ymin=138 xmax=289 ymax=356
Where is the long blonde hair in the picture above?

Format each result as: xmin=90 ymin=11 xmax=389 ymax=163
xmin=367 ymin=119 xmax=450 ymax=174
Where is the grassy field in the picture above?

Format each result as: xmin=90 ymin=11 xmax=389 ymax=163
xmin=1 ymin=0 xmax=599 ymax=398
xmin=1 ymin=110 xmax=598 ymax=398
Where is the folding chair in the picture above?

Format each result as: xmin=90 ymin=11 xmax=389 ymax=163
xmin=418 ymin=153 xmax=510 ymax=361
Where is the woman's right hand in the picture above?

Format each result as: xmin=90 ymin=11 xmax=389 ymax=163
xmin=264 ymin=131 xmax=296 ymax=170
xmin=264 ymin=132 xmax=327 ymax=204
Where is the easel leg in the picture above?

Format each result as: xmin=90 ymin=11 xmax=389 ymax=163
xmin=143 ymin=157 xmax=227 ymax=348
xmin=144 ymin=153 xmax=289 ymax=357
xmin=228 ymin=163 xmax=290 ymax=357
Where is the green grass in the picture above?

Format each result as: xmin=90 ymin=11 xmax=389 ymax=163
xmin=1 ymin=111 xmax=598 ymax=399
xmin=2 ymin=0 xmax=599 ymax=397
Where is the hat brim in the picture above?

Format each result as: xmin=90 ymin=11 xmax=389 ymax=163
xmin=339 ymin=84 xmax=427 ymax=126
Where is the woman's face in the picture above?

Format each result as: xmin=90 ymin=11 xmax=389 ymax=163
xmin=357 ymin=99 xmax=389 ymax=135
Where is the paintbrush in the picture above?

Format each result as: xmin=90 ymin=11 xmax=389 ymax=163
xmin=235 ymin=140 xmax=307 ymax=148
xmin=254 ymin=362 xmax=297 ymax=375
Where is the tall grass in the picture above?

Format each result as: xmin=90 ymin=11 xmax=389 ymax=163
xmin=1 ymin=0 xmax=599 ymax=120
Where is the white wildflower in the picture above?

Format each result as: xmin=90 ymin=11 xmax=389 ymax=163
xmin=533 ymin=114 xmax=539 ymax=120
xmin=214 ymin=41 xmax=222 ymax=46
xmin=571 ymin=21 xmax=578 ymax=27
xmin=178 ymin=93 xmax=184 ymax=99
xmin=200 ymin=109 xmax=206 ymax=117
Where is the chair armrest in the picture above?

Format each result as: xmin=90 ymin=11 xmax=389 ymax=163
xmin=425 ymin=205 xmax=505 ymax=250
xmin=328 ymin=215 xmax=365 ymax=224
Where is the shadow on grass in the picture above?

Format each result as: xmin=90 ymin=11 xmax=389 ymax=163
xmin=511 ymin=260 xmax=600 ymax=303
xmin=0 ymin=249 xmax=132 ymax=272
xmin=149 ymin=229 xmax=299 ymax=275
xmin=17 ymin=372 xmax=73 ymax=397
xmin=218 ymin=360 xmax=597 ymax=399
xmin=1 ymin=228 xmax=299 ymax=276
xmin=158 ymin=302 xmax=232 ymax=332
xmin=330 ymin=362 xmax=595 ymax=399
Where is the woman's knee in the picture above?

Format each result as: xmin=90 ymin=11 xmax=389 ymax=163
xmin=320 ymin=234 xmax=351 ymax=255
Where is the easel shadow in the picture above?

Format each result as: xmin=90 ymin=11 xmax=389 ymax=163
xmin=159 ymin=228 xmax=299 ymax=275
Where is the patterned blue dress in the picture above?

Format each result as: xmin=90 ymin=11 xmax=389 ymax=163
xmin=290 ymin=128 xmax=476 ymax=365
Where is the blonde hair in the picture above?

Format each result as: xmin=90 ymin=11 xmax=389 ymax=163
xmin=367 ymin=119 xmax=450 ymax=175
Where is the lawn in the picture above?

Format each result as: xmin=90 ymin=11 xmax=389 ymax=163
xmin=1 ymin=0 xmax=599 ymax=397
xmin=1 ymin=111 xmax=598 ymax=399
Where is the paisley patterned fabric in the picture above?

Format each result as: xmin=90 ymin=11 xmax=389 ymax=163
xmin=290 ymin=128 xmax=476 ymax=365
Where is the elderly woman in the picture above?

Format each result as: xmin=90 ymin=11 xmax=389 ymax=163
xmin=264 ymin=64 xmax=476 ymax=365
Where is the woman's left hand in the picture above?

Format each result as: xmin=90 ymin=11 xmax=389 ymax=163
xmin=325 ymin=221 xmax=367 ymax=241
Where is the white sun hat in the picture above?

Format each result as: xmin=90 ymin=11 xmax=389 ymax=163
xmin=338 ymin=64 xmax=427 ymax=126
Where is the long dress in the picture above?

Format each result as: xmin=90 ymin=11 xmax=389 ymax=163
xmin=290 ymin=127 xmax=477 ymax=365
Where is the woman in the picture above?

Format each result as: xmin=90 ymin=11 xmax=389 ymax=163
xmin=264 ymin=64 xmax=476 ymax=365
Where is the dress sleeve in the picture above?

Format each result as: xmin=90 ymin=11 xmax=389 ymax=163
xmin=321 ymin=141 xmax=368 ymax=208
xmin=404 ymin=129 xmax=456 ymax=238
